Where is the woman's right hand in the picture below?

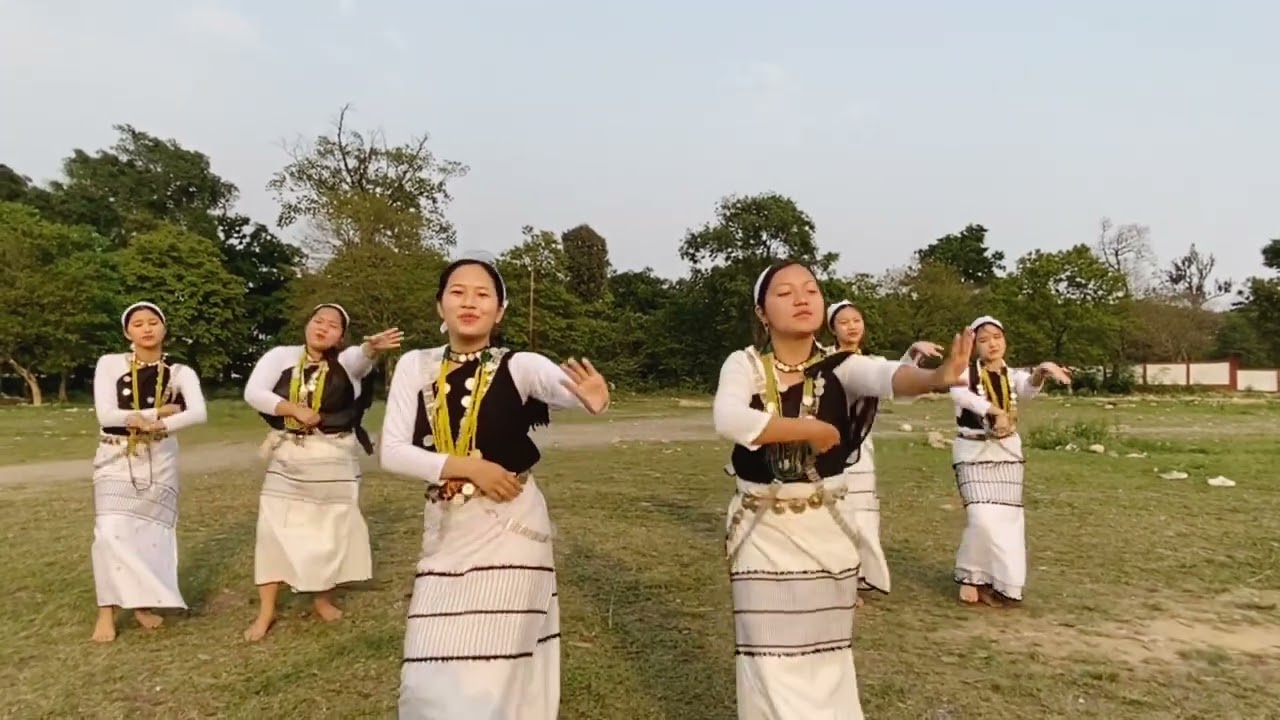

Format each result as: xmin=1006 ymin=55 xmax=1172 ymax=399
xmin=991 ymin=411 xmax=1012 ymax=437
xmin=468 ymin=459 xmax=524 ymax=502
xmin=805 ymin=420 xmax=842 ymax=454
xmin=292 ymin=406 xmax=321 ymax=427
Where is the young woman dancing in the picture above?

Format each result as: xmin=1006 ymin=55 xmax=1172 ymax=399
xmin=715 ymin=263 xmax=972 ymax=720
xmin=826 ymin=299 xmax=942 ymax=605
xmin=241 ymin=303 xmax=402 ymax=641
xmin=91 ymin=301 xmax=208 ymax=642
xmin=381 ymin=251 xmax=609 ymax=720
xmin=949 ymin=315 xmax=1070 ymax=607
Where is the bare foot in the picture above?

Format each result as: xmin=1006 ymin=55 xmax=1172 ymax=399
xmin=134 ymin=609 xmax=164 ymax=629
xmin=958 ymin=585 xmax=980 ymax=604
xmin=92 ymin=608 xmax=117 ymax=643
xmin=854 ymin=595 xmax=865 ymax=609
xmin=978 ymin=587 xmax=1007 ymax=608
xmin=243 ymin=614 xmax=276 ymax=642
xmin=313 ymin=594 xmax=344 ymax=622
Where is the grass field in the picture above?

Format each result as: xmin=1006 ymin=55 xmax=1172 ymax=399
xmin=0 ymin=394 xmax=704 ymax=466
xmin=3 ymin=394 xmax=1280 ymax=718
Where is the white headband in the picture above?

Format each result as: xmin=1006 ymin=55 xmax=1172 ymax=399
xmin=754 ymin=268 xmax=770 ymax=304
xmin=120 ymin=302 xmax=165 ymax=332
xmin=826 ymin=300 xmax=856 ymax=330
xmin=312 ymin=303 xmax=351 ymax=329
xmin=969 ymin=315 xmax=1003 ymax=331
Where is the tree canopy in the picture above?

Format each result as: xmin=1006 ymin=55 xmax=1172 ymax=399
xmin=0 ymin=111 xmax=1270 ymax=404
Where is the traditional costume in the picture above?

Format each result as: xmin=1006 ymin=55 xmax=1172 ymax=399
xmin=825 ymin=300 xmax=925 ymax=598
xmin=243 ymin=304 xmax=377 ymax=595
xmin=715 ymin=321 xmax=903 ymax=718
xmin=949 ymin=316 xmax=1043 ymax=602
xmin=382 ymin=341 xmax=601 ymax=720
xmin=91 ymin=302 xmax=207 ymax=610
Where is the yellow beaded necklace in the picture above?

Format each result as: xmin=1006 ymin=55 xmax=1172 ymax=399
xmin=979 ymin=363 xmax=1017 ymax=420
xmin=759 ymin=345 xmax=828 ymax=481
xmin=284 ymin=352 xmax=328 ymax=432
xmin=126 ymin=355 xmax=165 ymax=453
xmin=431 ymin=349 xmax=502 ymax=458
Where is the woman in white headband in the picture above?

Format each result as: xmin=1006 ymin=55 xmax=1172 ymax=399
xmin=714 ymin=260 xmax=973 ymax=720
xmin=826 ymin=299 xmax=942 ymax=606
xmin=949 ymin=315 xmax=1070 ymax=607
xmin=241 ymin=303 xmax=402 ymax=641
xmin=381 ymin=251 xmax=610 ymax=720
xmin=90 ymin=301 xmax=208 ymax=642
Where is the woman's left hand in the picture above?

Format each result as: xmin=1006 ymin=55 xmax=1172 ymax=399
xmin=561 ymin=358 xmax=609 ymax=414
xmin=930 ymin=329 xmax=975 ymax=387
xmin=908 ymin=340 xmax=944 ymax=360
xmin=1035 ymin=362 xmax=1072 ymax=385
xmin=363 ymin=328 xmax=404 ymax=354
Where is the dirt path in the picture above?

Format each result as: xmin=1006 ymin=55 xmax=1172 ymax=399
xmin=0 ymin=417 xmax=725 ymax=487
xmin=1 ymin=413 xmax=1270 ymax=487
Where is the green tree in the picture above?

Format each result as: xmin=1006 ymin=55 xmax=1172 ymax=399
xmin=218 ymin=214 xmax=305 ymax=379
xmin=915 ymin=223 xmax=1005 ymax=285
xmin=610 ymin=268 xmax=674 ymax=316
xmin=1260 ymin=238 xmax=1280 ymax=271
xmin=603 ymin=269 xmax=677 ymax=388
xmin=1213 ymin=309 xmax=1271 ymax=367
xmin=269 ymin=104 xmax=468 ymax=260
xmin=0 ymin=164 xmax=33 ymax=202
xmin=679 ymin=192 xmax=832 ymax=274
xmin=560 ymin=224 xmax=611 ymax=303
xmin=994 ymin=245 xmax=1127 ymax=366
xmin=500 ymin=227 xmax=585 ymax=356
xmin=43 ymin=125 xmax=237 ymax=244
xmin=0 ymin=202 xmax=121 ymax=404
xmin=116 ymin=225 xmax=246 ymax=377
xmin=876 ymin=262 xmax=981 ymax=356
xmin=1126 ymin=298 xmax=1222 ymax=362
xmin=669 ymin=192 xmax=838 ymax=386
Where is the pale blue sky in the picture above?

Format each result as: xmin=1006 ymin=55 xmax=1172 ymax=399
xmin=2 ymin=0 xmax=1276 ymax=283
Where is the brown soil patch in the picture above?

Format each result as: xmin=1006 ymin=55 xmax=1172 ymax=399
xmin=991 ymin=590 xmax=1280 ymax=665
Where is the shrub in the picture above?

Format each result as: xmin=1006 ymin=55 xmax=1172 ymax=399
xmin=1025 ymin=419 xmax=1116 ymax=450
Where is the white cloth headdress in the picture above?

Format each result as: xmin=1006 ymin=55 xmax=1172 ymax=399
xmin=752 ymin=267 xmax=772 ymax=306
xmin=826 ymin=300 xmax=856 ymax=330
xmin=312 ymin=303 xmax=351 ymax=330
xmin=969 ymin=315 xmax=1003 ymax=332
xmin=120 ymin=301 xmax=166 ymax=333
